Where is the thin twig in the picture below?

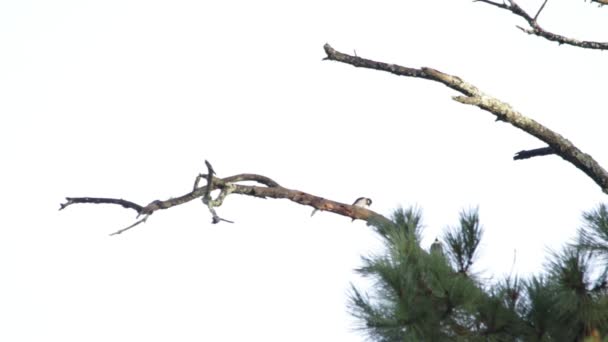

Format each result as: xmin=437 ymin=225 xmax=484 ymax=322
xmin=59 ymin=197 xmax=143 ymax=213
xmin=193 ymin=173 xmax=206 ymax=191
xmin=590 ymin=0 xmax=608 ymax=6
xmin=474 ymin=0 xmax=509 ymax=10
xmin=109 ymin=214 xmax=150 ymax=236
xmin=207 ymin=205 xmax=234 ymax=224
xmin=203 ymin=161 xmax=215 ymax=218
xmin=204 ymin=160 xmax=215 ymax=201
xmin=205 ymin=159 xmax=216 ymax=175
xmin=533 ymin=0 xmax=549 ymax=21
xmin=222 ymin=174 xmax=280 ymax=187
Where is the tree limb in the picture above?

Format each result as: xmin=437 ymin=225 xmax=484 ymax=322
xmin=475 ymin=0 xmax=608 ymax=50
xmin=59 ymin=197 xmax=144 ymax=212
xmin=60 ymin=172 xmax=392 ymax=234
xmin=201 ymin=160 xmax=234 ymax=224
xmin=533 ymin=0 xmax=549 ymax=21
xmin=590 ymin=0 xmax=608 ymax=6
xmin=513 ymin=146 xmax=555 ymax=160
xmin=110 ymin=214 xmax=150 ymax=236
xmin=323 ymin=43 xmax=608 ymax=194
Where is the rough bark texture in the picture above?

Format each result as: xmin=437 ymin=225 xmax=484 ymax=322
xmin=62 ymin=38 xmax=608 ymax=233
xmin=61 ymin=171 xmax=392 ymax=235
xmin=323 ymin=44 xmax=608 ymax=194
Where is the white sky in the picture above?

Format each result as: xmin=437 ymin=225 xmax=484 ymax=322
xmin=1 ymin=0 xmax=607 ymax=340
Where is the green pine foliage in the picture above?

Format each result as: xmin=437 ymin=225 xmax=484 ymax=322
xmin=350 ymin=206 xmax=608 ymax=341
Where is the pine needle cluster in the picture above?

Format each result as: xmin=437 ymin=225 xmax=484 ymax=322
xmin=350 ymin=205 xmax=608 ymax=341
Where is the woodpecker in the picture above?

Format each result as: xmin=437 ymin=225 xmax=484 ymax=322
xmin=430 ymin=238 xmax=444 ymax=257
xmin=351 ymin=197 xmax=372 ymax=222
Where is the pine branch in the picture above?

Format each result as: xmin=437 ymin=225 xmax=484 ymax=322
xmin=323 ymin=44 xmax=608 ymax=194
xmin=577 ymin=204 xmax=608 ymax=258
xmin=475 ymin=0 xmax=608 ymax=50
xmin=444 ymin=209 xmax=483 ymax=275
xmin=353 ymin=207 xmax=534 ymax=339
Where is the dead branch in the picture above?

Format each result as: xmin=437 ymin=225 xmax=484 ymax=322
xmin=110 ymin=214 xmax=150 ymax=236
xmin=513 ymin=146 xmax=555 ymax=160
xmin=323 ymin=43 xmax=608 ymax=194
xmin=475 ymin=0 xmax=608 ymax=50
xmin=204 ymin=160 xmax=214 ymax=201
xmin=533 ymin=0 xmax=549 ymax=21
xmin=590 ymin=0 xmax=608 ymax=6
xmin=201 ymin=160 xmax=234 ymax=224
xmin=60 ymin=171 xmax=391 ymax=234
xmin=59 ymin=197 xmax=144 ymax=213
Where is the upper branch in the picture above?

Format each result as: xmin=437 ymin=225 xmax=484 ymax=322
xmin=323 ymin=44 xmax=608 ymax=194
xmin=476 ymin=0 xmax=608 ymax=50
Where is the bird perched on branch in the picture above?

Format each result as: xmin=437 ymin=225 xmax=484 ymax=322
xmin=351 ymin=197 xmax=372 ymax=222
xmin=430 ymin=238 xmax=444 ymax=257
xmin=311 ymin=197 xmax=373 ymax=219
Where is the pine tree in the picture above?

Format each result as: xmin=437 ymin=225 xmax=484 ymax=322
xmin=349 ymin=206 xmax=608 ymax=341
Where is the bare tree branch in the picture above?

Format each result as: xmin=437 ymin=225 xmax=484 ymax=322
xmin=192 ymin=173 xmax=280 ymax=191
xmin=533 ymin=0 xmax=549 ymax=21
xmin=590 ymin=0 xmax=608 ymax=6
xmin=221 ymin=174 xmax=281 ymax=187
xmin=110 ymin=214 xmax=150 ymax=236
xmin=59 ymin=197 xmax=144 ymax=213
xmin=203 ymin=160 xmax=215 ymax=202
xmin=205 ymin=159 xmax=216 ymax=176
xmin=513 ymin=146 xmax=555 ymax=160
xmin=323 ymin=43 xmax=608 ymax=194
xmin=61 ymin=172 xmax=391 ymax=234
xmin=193 ymin=173 xmax=205 ymax=191
xmin=201 ymin=160 xmax=234 ymax=224
xmin=475 ymin=0 xmax=608 ymax=50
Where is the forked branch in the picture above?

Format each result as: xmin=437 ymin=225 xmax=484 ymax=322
xmin=475 ymin=0 xmax=608 ymax=50
xmin=323 ymin=44 xmax=608 ymax=194
xmin=60 ymin=169 xmax=391 ymax=235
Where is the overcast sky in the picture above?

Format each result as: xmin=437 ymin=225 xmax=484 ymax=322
xmin=2 ymin=0 xmax=607 ymax=341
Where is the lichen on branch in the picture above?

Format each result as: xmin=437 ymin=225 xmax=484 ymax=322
xmin=323 ymin=43 xmax=608 ymax=194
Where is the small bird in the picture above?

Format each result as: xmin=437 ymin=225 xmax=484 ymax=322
xmin=430 ymin=238 xmax=444 ymax=257
xmin=351 ymin=197 xmax=372 ymax=222
xmin=311 ymin=197 xmax=373 ymax=218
